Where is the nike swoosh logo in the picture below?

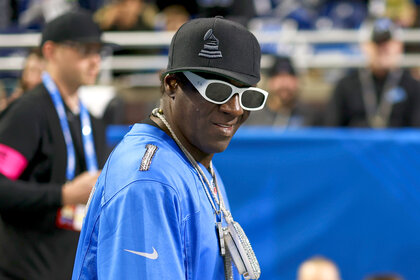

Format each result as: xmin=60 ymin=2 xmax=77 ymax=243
xmin=124 ymin=247 xmax=158 ymax=260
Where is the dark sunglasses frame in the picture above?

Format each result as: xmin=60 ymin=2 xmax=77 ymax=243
xmin=59 ymin=41 xmax=104 ymax=57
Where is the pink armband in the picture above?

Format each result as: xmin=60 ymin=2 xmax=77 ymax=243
xmin=0 ymin=143 xmax=28 ymax=180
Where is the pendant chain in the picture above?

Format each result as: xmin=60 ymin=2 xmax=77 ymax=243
xmin=152 ymin=108 xmax=259 ymax=280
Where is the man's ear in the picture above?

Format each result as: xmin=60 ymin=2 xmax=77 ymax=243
xmin=163 ymin=74 xmax=179 ymax=99
xmin=41 ymin=41 xmax=56 ymax=61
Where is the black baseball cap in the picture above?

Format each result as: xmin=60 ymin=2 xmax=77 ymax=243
xmin=162 ymin=16 xmax=261 ymax=86
xmin=40 ymin=9 xmax=106 ymax=47
xmin=268 ymin=56 xmax=296 ymax=77
xmin=371 ymin=18 xmax=396 ymax=44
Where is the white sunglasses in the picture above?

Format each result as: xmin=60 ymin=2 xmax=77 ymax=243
xmin=183 ymin=71 xmax=268 ymax=111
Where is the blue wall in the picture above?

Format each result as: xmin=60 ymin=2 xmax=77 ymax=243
xmin=108 ymin=126 xmax=420 ymax=280
xmin=213 ymin=127 xmax=420 ymax=280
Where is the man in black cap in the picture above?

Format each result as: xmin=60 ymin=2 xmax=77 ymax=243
xmin=246 ymin=55 xmax=313 ymax=127
xmin=73 ymin=16 xmax=265 ymax=280
xmin=324 ymin=18 xmax=420 ymax=127
xmin=0 ymin=10 xmax=108 ymax=279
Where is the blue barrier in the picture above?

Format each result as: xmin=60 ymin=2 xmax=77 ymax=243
xmin=107 ymin=125 xmax=420 ymax=280
xmin=107 ymin=125 xmax=131 ymax=147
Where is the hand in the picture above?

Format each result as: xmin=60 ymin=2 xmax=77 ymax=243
xmin=61 ymin=171 xmax=101 ymax=206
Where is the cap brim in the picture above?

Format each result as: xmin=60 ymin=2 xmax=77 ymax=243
xmin=162 ymin=67 xmax=259 ymax=86
xmin=101 ymin=41 xmax=120 ymax=51
xmin=372 ymin=36 xmax=391 ymax=44
xmin=71 ymin=36 xmax=120 ymax=50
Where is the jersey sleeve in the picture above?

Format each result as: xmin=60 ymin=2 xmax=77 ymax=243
xmin=75 ymin=179 xmax=185 ymax=280
xmin=0 ymin=98 xmax=63 ymax=211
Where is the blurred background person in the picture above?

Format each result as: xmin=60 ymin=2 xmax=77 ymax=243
xmin=0 ymin=10 xmax=107 ymax=279
xmin=94 ymin=0 xmax=157 ymax=31
xmin=154 ymin=4 xmax=190 ymax=32
xmin=364 ymin=273 xmax=403 ymax=280
xmin=94 ymin=0 xmax=159 ymax=75
xmin=382 ymin=0 xmax=417 ymax=28
xmin=7 ymin=48 xmax=45 ymax=105
xmin=18 ymin=0 xmax=76 ymax=30
xmin=246 ymin=55 xmax=319 ymax=127
xmin=155 ymin=0 xmax=255 ymax=26
xmin=298 ymin=256 xmax=341 ymax=280
xmin=0 ymin=86 xmax=7 ymax=112
xmin=324 ymin=18 xmax=420 ymax=128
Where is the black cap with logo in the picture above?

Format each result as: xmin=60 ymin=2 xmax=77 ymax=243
xmin=40 ymin=10 xmax=105 ymax=47
xmin=163 ymin=16 xmax=261 ymax=86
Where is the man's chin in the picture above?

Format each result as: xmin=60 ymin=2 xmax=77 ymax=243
xmin=82 ymin=79 xmax=97 ymax=86
xmin=207 ymin=139 xmax=232 ymax=154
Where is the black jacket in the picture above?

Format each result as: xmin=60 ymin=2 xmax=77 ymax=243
xmin=325 ymin=69 xmax=420 ymax=127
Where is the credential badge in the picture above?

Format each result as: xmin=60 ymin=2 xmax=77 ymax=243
xmin=198 ymin=29 xmax=223 ymax=58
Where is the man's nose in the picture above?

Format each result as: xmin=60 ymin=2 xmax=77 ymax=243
xmin=86 ymin=53 xmax=101 ymax=66
xmin=219 ymin=93 xmax=244 ymax=116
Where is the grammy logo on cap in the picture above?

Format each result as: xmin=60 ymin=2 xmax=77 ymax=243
xmin=198 ymin=29 xmax=223 ymax=59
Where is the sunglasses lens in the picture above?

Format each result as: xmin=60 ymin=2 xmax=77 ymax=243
xmin=205 ymin=83 xmax=232 ymax=103
xmin=241 ymin=90 xmax=266 ymax=109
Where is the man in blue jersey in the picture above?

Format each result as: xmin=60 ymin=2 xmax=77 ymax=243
xmin=73 ymin=16 xmax=267 ymax=280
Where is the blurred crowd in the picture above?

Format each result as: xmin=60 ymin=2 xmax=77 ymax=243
xmin=1 ymin=0 xmax=420 ymax=31
xmin=2 ymin=0 xmax=420 ymax=129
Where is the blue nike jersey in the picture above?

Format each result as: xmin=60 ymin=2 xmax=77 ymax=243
xmin=72 ymin=124 xmax=242 ymax=280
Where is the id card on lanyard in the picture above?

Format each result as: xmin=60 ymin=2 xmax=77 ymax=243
xmin=42 ymin=72 xmax=98 ymax=231
xmin=359 ymin=68 xmax=403 ymax=128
